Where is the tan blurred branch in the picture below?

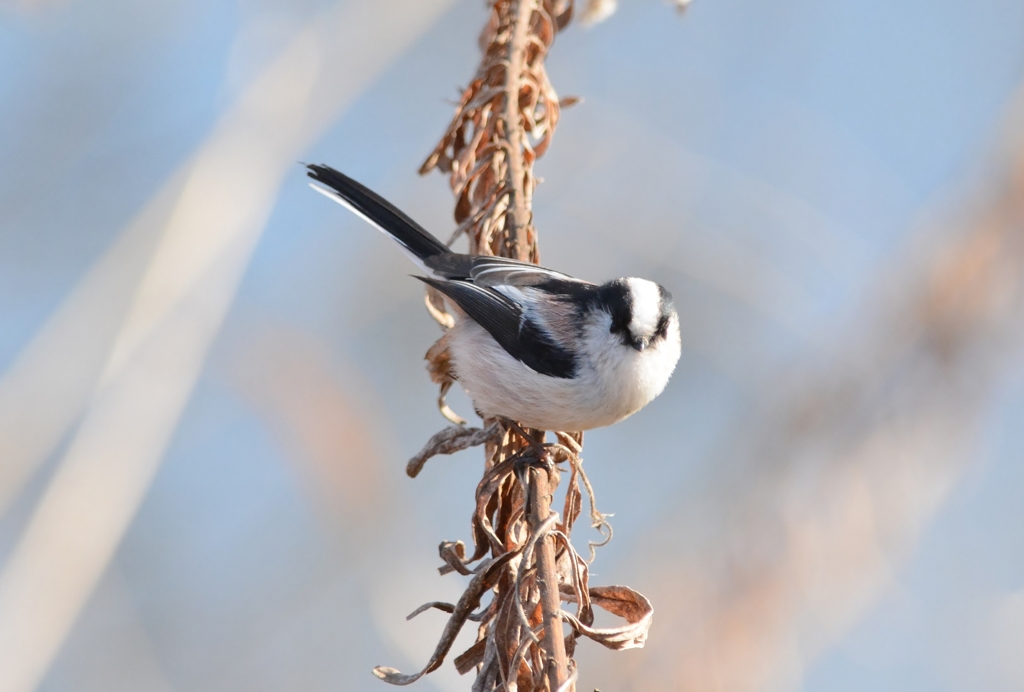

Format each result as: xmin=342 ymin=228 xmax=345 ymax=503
xmin=0 ymin=180 xmax=177 ymax=520
xmin=226 ymin=327 xmax=386 ymax=523
xmin=0 ymin=3 xmax=457 ymax=691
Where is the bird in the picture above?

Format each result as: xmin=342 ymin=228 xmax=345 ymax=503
xmin=307 ymin=163 xmax=681 ymax=432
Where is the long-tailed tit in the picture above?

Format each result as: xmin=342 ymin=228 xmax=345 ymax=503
xmin=307 ymin=164 xmax=681 ymax=432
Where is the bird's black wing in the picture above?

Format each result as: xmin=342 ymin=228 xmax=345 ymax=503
xmin=417 ymin=277 xmax=577 ymax=379
xmin=469 ymin=256 xmax=585 ymax=287
xmin=423 ymin=253 xmax=585 ymax=287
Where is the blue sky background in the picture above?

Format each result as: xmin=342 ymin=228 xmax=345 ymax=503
xmin=2 ymin=0 xmax=1024 ymax=690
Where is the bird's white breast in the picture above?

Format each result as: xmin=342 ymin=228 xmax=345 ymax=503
xmin=447 ymin=309 xmax=681 ymax=431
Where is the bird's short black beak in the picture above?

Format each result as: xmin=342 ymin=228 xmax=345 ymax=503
xmin=631 ymin=337 xmax=648 ymax=352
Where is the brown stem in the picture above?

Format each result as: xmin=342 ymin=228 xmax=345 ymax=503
xmin=503 ymin=0 xmax=535 ymax=261
xmin=530 ymin=465 xmax=569 ymax=691
xmin=412 ymin=0 xmax=614 ymax=688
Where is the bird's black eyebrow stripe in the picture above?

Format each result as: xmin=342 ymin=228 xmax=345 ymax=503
xmin=654 ymin=315 xmax=669 ymax=338
xmin=416 ymin=277 xmax=577 ymax=379
xmin=597 ymin=279 xmax=633 ymax=333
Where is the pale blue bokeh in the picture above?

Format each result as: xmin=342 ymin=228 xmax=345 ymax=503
xmin=1 ymin=0 xmax=1023 ymax=690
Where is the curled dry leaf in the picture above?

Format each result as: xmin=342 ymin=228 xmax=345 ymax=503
xmin=373 ymin=552 xmax=520 ymax=686
xmin=393 ymin=413 xmax=646 ymax=688
xmin=560 ymin=585 xmax=654 ymax=650
xmin=424 ymin=333 xmax=467 ymax=425
xmin=420 ymin=0 xmax=569 ymax=261
xmin=407 ymin=602 xmax=456 ymax=619
xmin=440 ymin=540 xmax=483 ymax=577
xmin=406 ymin=423 xmax=501 ymax=478
xmin=424 ymin=288 xmax=455 ymax=329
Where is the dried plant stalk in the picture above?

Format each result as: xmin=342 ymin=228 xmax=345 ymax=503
xmin=372 ymin=1 xmax=653 ymax=690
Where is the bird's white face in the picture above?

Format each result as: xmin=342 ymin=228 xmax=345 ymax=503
xmin=634 ymin=306 xmax=681 ymax=400
xmin=572 ymin=279 xmax=681 ymax=426
xmin=622 ymin=278 xmax=669 ymax=351
xmin=618 ymin=278 xmax=681 ymax=394
xmin=601 ymin=277 xmax=676 ymax=354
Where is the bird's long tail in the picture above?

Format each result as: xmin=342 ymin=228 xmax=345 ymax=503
xmin=307 ymin=164 xmax=449 ymax=262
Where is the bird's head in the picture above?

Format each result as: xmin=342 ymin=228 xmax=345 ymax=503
xmin=598 ymin=277 xmax=677 ymax=352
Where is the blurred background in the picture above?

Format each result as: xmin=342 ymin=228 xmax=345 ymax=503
xmin=2 ymin=0 xmax=1024 ymax=690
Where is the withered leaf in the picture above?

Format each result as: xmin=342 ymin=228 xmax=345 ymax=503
xmin=373 ymin=551 xmax=519 ymax=686
xmin=406 ymin=423 xmax=500 ymax=478
xmin=454 ymin=638 xmax=488 ymax=675
xmin=561 ymin=585 xmax=653 ymax=651
xmin=406 ymin=602 xmax=456 ymax=619
xmin=438 ymin=540 xmax=473 ymax=576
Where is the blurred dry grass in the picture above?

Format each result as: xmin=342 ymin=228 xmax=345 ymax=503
xmin=227 ymin=326 xmax=386 ymax=524
xmin=0 ymin=2 xmax=456 ymax=690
